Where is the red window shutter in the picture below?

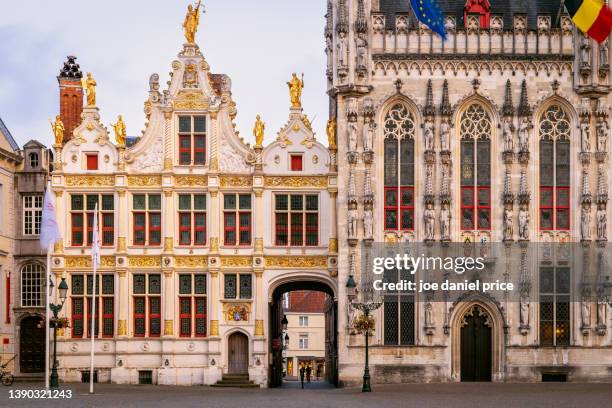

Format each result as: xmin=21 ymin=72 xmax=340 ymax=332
xmin=238 ymin=212 xmax=251 ymax=246
xmin=133 ymin=213 xmax=146 ymax=245
xmin=149 ymin=212 xmax=161 ymax=245
xmin=224 ymin=212 xmax=236 ymax=246
xmin=72 ymin=213 xmax=84 ymax=246
xmin=290 ymin=154 xmax=303 ymax=171
xmin=179 ymin=135 xmax=191 ymax=165
xmin=86 ymin=154 xmax=98 ymax=170
xmin=194 ymin=213 xmax=206 ymax=245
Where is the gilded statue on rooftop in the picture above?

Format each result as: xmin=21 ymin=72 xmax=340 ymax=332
xmin=183 ymin=0 xmax=202 ymax=44
xmin=287 ymin=73 xmax=304 ymax=108
xmin=113 ymin=115 xmax=127 ymax=147
xmin=253 ymin=115 xmax=265 ymax=147
xmin=50 ymin=115 xmax=65 ymax=145
xmin=326 ymin=118 xmax=337 ymax=149
xmin=82 ymin=72 xmax=97 ymax=106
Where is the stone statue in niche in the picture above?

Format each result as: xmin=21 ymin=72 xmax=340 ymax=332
xmin=363 ymin=120 xmax=374 ymax=152
xmin=581 ymin=34 xmax=591 ymax=67
xmin=348 ymin=207 xmax=358 ymax=239
xmin=424 ymin=303 xmax=434 ymax=327
xmin=503 ymin=117 xmax=514 ymax=152
xmin=581 ymin=301 xmax=591 ymax=327
xmin=580 ymin=120 xmax=591 ymax=153
xmin=520 ymin=300 xmax=529 ymax=327
xmin=597 ymin=205 xmax=607 ymax=240
xmin=581 ymin=205 xmax=592 ymax=240
xmin=440 ymin=162 xmax=451 ymax=195
xmin=597 ymin=300 xmax=607 ymax=327
xmin=600 ymin=39 xmax=609 ymax=67
xmin=440 ymin=204 xmax=451 ymax=240
xmin=424 ymin=119 xmax=435 ymax=151
xmin=597 ymin=116 xmax=608 ymax=153
xmin=503 ymin=207 xmax=513 ymax=240
xmin=326 ymin=37 xmax=333 ymax=71
xmin=356 ymin=35 xmax=367 ymax=69
xmin=347 ymin=302 xmax=358 ymax=333
xmin=363 ymin=209 xmax=373 ymax=240
xmin=424 ymin=203 xmax=435 ymax=240
xmin=348 ymin=119 xmax=358 ymax=152
xmin=440 ymin=118 xmax=450 ymax=151
xmin=337 ymin=31 xmax=349 ymax=68
xmin=518 ymin=206 xmax=530 ymax=240
xmin=518 ymin=117 xmax=531 ymax=152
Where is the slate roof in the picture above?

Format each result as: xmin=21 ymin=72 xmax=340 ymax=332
xmin=0 ymin=116 xmax=19 ymax=151
xmin=379 ymin=0 xmax=564 ymax=30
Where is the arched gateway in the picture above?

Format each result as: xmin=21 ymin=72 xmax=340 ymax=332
xmin=268 ymin=280 xmax=338 ymax=388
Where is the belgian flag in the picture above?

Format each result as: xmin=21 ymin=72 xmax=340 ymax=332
xmin=565 ymin=0 xmax=612 ymax=43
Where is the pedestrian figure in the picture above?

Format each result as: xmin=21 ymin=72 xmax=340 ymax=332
xmin=299 ymin=364 xmax=305 ymax=389
xmin=316 ymin=364 xmax=322 ymax=379
xmin=306 ymin=364 xmax=312 ymax=384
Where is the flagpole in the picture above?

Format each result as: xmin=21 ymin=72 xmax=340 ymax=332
xmin=45 ymin=242 xmax=52 ymax=390
xmin=89 ymin=204 xmax=98 ymax=394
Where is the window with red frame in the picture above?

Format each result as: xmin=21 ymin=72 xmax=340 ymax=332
xmin=178 ymin=194 xmax=207 ymax=246
xmin=70 ymin=274 xmax=114 ymax=338
xmin=133 ymin=274 xmax=161 ymax=337
xmin=223 ymin=194 xmax=251 ymax=246
xmin=70 ymin=194 xmax=114 ymax=246
xmin=464 ymin=0 xmax=491 ymax=29
xmin=178 ymin=115 xmax=206 ymax=165
xmin=178 ymin=274 xmax=207 ymax=337
xmin=539 ymin=105 xmax=571 ymax=231
xmin=132 ymin=194 xmax=161 ymax=246
xmin=86 ymin=153 xmax=98 ymax=170
xmin=459 ymin=104 xmax=492 ymax=231
xmin=383 ymin=104 xmax=416 ymax=231
xmin=290 ymin=154 xmax=303 ymax=171
xmin=274 ymin=194 xmax=319 ymax=246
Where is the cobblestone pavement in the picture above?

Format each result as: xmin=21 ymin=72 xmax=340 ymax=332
xmin=1 ymin=381 xmax=611 ymax=408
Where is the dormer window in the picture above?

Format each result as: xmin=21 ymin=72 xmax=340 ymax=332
xmin=464 ymin=0 xmax=490 ymax=29
xmin=29 ymin=152 xmax=39 ymax=168
xmin=178 ymin=115 xmax=206 ymax=165
xmin=86 ymin=153 xmax=98 ymax=170
xmin=290 ymin=154 xmax=303 ymax=171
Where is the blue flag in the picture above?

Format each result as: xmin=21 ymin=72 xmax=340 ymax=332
xmin=410 ymin=0 xmax=447 ymax=40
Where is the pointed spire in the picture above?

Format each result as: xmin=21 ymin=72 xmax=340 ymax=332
xmin=355 ymin=0 xmax=367 ymax=34
xmin=518 ymin=79 xmax=531 ymax=117
xmin=518 ymin=167 xmax=531 ymax=203
xmin=439 ymin=79 xmax=452 ymax=116
xmin=425 ymin=164 xmax=434 ymax=196
xmin=325 ymin=0 xmax=333 ymax=38
xmin=336 ymin=0 xmax=348 ymax=34
xmin=502 ymin=80 xmax=514 ymax=116
xmin=503 ymin=168 xmax=514 ymax=204
xmin=348 ymin=168 xmax=357 ymax=203
xmin=364 ymin=166 xmax=372 ymax=197
xmin=424 ymin=79 xmax=435 ymax=116
xmin=597 ymin=164 xmax=609 ymax=203
xmin=581 ymin=168 xmax=592 ymax=204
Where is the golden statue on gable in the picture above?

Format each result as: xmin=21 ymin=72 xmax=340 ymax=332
xmin=50 ymin=115 xmax=65 ymax=145
xmin=326 ymin=118 xmax=337 ymax=149
xmin=112 ymin=115 xmax=127 ymax=147
xmin=82 ymin=72 xmax=97 ymax=106
xmin=183 ymin=0 xmax=202 ymax=44
xmin=253 ymin=115 xmax=265 ymax=147
xmin=287 ymin=73 xmax=304 ymax=108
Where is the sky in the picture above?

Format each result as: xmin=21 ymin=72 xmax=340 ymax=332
xmin=0 ymin=0 xmax=328 ymax=148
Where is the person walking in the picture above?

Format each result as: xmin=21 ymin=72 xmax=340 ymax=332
xmin=299 ymin=364 xmax=306 ymax=389
xmin=306 ymin=364 xmax=312 ymax=384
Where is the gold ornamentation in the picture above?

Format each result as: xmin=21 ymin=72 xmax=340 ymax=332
xmin=253 ymin=115 xmax=265 ymax=148
xmin=225 ymin=304 xmax=250 ymax=322
xmin=164 ymin=320 xmax=174 ymax=336
xmin=127 ymin=175 xmax=162 ymax=187
xmin=264 ymin=176 xmax=327 ymax=188
xmin=182 ymin=0 xmax=202 ymax=44
xmin=82 ymin=72 xmax=97 ymax=106
xmin=302 ymin=114 xmax=313 ymax=132
xmin=175 ymin=256 xmax=207 ymax=268
xmin=328 ymin=238 xmax=338 ymax=253
xmin=210 ymin=320 xmax=219 ymax=336
xmin=50 ymin=116 xmax=65 ymax=146
xmin=65 ymin=175 xmax=114 ymax=187
xmin=112 ymin=115 xmax=127 ymax=147
xmin=53 ymin=240 xmax=64 ymax=254
xmin=117 ymin=237 xmax=127 ymax=252
xmin=220 ymin=256 xmax=251 ymax=267
xmin=254 ymin=238 xmax=264 ymax=253
xmin=117 ymin=320 xmax=127 ymax=336
xmin=255 ymin=320 xmax=264 ymax=336
xmin=128 ymin=256 xmax=161 ymax=268
xmin=326 ymin=118 xmax=337 ymax=149
xmin=220 ymin=176 xmax=252 ymax=187
xmin=65 ymin=256 xmax=115 ymax=268
xmin=174 ymin=175 xmax=208 ymax=187
xmin=287 ymin=73 xmax=304 ymax=108
xmin=164 ymin=237 xmax=173 ymax=252
xmin=164 ymin=158 xmax=173 ymax=170
xmin=209 ymin=157 xmax=219 ymax=171
xmin=265 ymin=256 xmax=328 ymax=268
xmin=173 ymin=90 xmax=209 ymax=110
xmin=210 ymin=237 xmax=219 ymax=252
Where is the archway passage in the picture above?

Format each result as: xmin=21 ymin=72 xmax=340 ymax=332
xmin=269 ymin=281 xmax=337 ymax=388
xmin=460 ymin=306 xmax=492 ymax=382
xmin=228 ymin=332 xmax=249 ymax=374
xmin=19 ymin=316 xmax=44 ymax=373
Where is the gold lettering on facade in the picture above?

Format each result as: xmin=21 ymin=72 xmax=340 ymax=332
xmin=210 ymin=320 xmax=219 ymax=336
xmin=255 ymin=319 xmax=264 ymax=336
xmin=164 ymin=320 xmax=174 ymax=336
xmin=173 ymin=90 xmax=209 ymax=110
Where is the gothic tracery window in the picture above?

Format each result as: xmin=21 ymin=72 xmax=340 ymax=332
xmin=464 ymin=0 xmax=491 ymax=29
xmin=384 ymin=103 xmax=415 ymax=231
xmin=539 ymin=105 xmax=571 ymax=231
xmin=460 ymin=104 xmax=492 ymax=230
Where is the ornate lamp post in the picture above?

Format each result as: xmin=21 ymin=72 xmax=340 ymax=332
xmin=49 ymin=278 xmax=68 ymax=388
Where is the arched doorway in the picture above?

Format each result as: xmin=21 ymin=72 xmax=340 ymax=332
xmin=268 ymin=280 xmax=337 ymax=388
xmin=228 ymin=332 xmax=249 ymax=374
xmin=460 ymin=305 xmax=492 ymax=381
xmin=19 ymin=315 xmax=44 ymax=373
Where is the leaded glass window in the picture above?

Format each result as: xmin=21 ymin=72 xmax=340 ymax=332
xmin=179 ymin=274 xmax=207 ymax=337
xmin=383 ymin=268 xmax=415 ymax=345
xmin=540 ymin=266 xmax=570 ymax=346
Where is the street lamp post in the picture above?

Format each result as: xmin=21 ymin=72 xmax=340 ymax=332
xmin=351 ymin=302 xmax=381 ymax=392
xmin=49 ymin=278 xmax=68 ymax=388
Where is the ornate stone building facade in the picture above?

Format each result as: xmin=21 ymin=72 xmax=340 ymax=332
xmin=329 ymin=0 xmax=612 ymax=384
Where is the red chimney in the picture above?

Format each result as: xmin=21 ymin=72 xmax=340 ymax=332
xmin=57 ymin=56 xmax=83 ymax=143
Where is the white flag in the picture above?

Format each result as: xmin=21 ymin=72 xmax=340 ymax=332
xmin=40 ymin=181 xmax=61 ymax=252
xmin=91 ymin=203 xmax=100 ymax=268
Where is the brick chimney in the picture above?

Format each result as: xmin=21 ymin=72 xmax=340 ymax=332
xmin=57 ymin=56 xmax=83 ymax=143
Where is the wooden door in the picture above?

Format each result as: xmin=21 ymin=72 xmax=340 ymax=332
xmin=228 ymin=332 xmax=248 ymax=374
xmin=460 ymin=309 xmax=492 ymax=382
xmin=20 ymin=316 xmax=45 ymax=373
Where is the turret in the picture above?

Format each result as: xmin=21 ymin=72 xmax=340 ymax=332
xmin=57 ymin=56 xmax=83 ymax=143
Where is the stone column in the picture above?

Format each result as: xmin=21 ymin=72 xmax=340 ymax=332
xmin=116 ymin=189 xmax=128 ymax=338
xmin=254 ymin=269 xmax=264 ymax=337
xmin=329 ymin=191 xmax=338 ymax=253
xmin=116 ymin=190 xmax=127 ymax=251
xmin=163 ymin=190 xmax=174 ymax=253
xmin=163 ymin=269 xmax=174 ymax=337
xmin=209 ymin=268 xmax=220 ymax=337
xmin=117 ymin=270 xmax=128 ymax=337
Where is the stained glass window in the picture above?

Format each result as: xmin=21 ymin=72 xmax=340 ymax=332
xmin=540 ymin=266 xmax=571 ymax=346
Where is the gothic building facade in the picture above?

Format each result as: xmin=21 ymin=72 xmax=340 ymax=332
xmin=329 ymin=0 xmax=612 ymax=384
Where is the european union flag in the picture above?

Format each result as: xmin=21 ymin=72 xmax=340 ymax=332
xmin=410 ymin=0 xmax=447 ymax=40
